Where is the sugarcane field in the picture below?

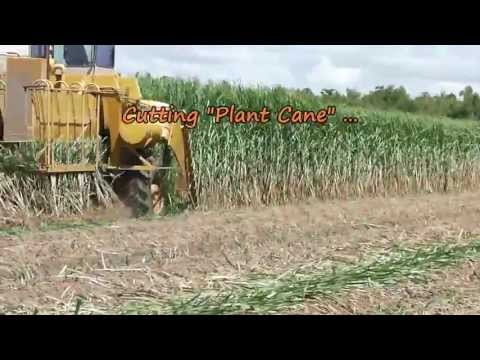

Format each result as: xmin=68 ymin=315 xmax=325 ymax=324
xmin=1 ymin=45 xmax=480 ymax=315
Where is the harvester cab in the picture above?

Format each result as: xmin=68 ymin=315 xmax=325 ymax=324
xmin=0 ymin=45 xmax=196 ymax=216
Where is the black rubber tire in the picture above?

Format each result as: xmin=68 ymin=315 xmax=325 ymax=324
xmin=111 ymin=143 xmax=172 ymax=218
xmin=122 ymin=171 xmax=152 ymax=217
xmin=148 ymin=145 xmax=171 ymax=216
xmin=0 ymin=109 xmax=4 ymax=141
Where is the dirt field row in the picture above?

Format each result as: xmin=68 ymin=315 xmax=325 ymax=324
xmin=1 ymin=191 xmax=480 ymax=314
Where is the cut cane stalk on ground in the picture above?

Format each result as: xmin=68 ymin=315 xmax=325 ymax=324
xmin=2 ymin=192 xmax=480 ymax=315
xmin=121 ymin=239 xmax=480 ymax=315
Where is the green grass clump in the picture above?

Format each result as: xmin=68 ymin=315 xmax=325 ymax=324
xmin=122 ymin=239 xmax=480 ymax=315
xmin=138 ymin=75 xmax=480 ymax=209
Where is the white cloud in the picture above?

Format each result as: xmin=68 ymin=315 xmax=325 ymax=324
xmin=0 ymin=45 xmax=28 ymax=55
xmin=117 ymin=45 xmax=296 ymax=88
xmin=307 ymin=56 xmax=362 ymax=91
xmin=2 ymin=45 xmax=480 ymax=97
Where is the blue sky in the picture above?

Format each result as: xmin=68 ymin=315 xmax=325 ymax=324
xmin=2 ymin=45 xmax=480 ymax=97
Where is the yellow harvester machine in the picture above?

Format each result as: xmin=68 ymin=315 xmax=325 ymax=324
xmin=0 ymin=45 xmax=195 ymax=216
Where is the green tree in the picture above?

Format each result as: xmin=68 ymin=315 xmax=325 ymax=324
xmin=346 ymin=88 xmax=361 ymax=104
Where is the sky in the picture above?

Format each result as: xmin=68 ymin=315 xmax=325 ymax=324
xmin=2 ymin=45 xmax=480 ymax=97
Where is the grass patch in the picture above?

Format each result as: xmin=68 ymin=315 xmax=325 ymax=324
xmin=121 ymin=239 xmax=480 ymax=315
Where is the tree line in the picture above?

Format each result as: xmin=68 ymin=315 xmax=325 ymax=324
xmin=299 ymin=85 xmax=480 ymax=120
xmin=139 ymin=74 xmax=480 ymax=121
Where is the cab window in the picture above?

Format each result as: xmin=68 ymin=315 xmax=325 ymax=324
xmin=96 ymin=45 xmax=115 ymax=68
xmin=30 ymin=45 xmax=47 ymax=58
xmin=53 ymin=45 xmax=93 ymax=67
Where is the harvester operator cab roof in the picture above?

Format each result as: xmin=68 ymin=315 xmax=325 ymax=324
xmin=29 ymin=45 xmax=115 ymax=69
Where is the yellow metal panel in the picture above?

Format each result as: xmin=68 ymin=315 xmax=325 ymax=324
xmin=102 ymin=95 xmax=123 ymax=166
xmin=4 ymin=57 xmax=46 ymax=141
xmin=31 ymin=84 xmax=99 ymax=142
xmin=118 ymin=77 xmax=142 ymax=100
xmin=27 ymin=81 xmax=102 ymax=170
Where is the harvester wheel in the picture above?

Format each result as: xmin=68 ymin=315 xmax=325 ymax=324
xmin=112 ymin=143 xmax=172 ymax=217
xmin=0 ymin=109 xmax=3 ymax=140
xmin=122 ymin=171 xmax=152 ymax=217
xmin=148 ymin=145 xmax=171 ymax=216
